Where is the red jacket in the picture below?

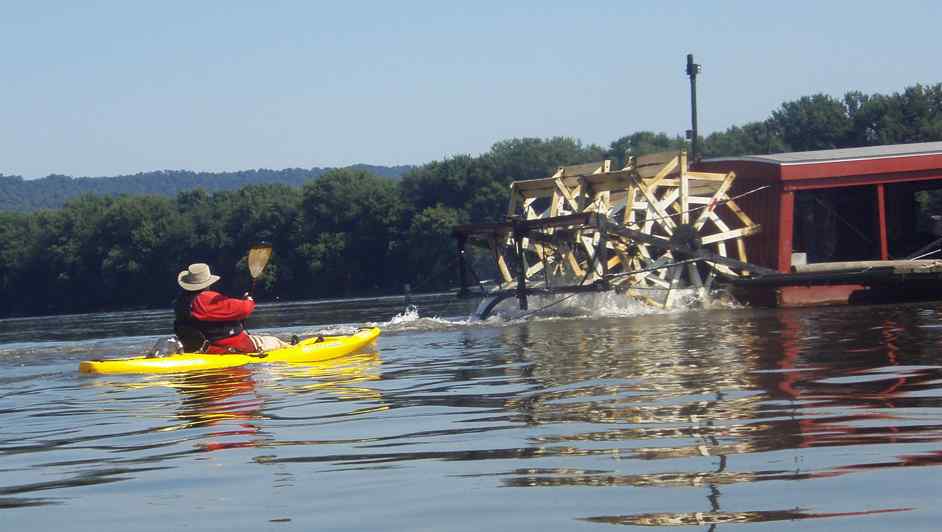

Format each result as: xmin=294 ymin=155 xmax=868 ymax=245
xmin=188 ymin=290 xmax=257 ymax=353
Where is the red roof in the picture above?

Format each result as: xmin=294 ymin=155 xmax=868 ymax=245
xmin=699 ymin=141 xmax=942 ymax=190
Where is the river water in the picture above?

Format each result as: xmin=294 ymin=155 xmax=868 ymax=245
xmin=1 ymin=293 xmax=941 ymax=531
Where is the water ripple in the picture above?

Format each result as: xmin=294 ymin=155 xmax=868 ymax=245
xmin=2 ymin=298 xmax=942 ymax=531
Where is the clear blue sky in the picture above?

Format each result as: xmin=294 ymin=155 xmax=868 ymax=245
xmin=2 ymin=1 xmax=939 ymax=178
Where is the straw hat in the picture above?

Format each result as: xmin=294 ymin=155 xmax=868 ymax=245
xmin=177 ymin=263 xmax=221 ymax=291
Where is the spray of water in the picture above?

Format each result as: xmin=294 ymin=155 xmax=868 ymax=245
xmin=298 ymin=289 xmax=744 ymax=336
xmin=477 ymin=289 xmax=741 ymax=324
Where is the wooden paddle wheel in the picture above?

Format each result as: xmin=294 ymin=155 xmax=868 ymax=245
xmin=454 ymin=150 xmax=773 ymax=318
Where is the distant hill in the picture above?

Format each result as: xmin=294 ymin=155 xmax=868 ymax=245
xmin=0 ymin=163 xmax=414 ymax=212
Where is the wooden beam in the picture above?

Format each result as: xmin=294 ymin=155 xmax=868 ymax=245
xmin=576 ymin=176 xmax=588 ymax=212
xmin=525 ymin=259 xmax=545 ymax=278
xmin=658 ymin=188 xmax=680 ymax=217
xmin=693 ymin=172 xmax=735 ymax=231
xmin=687 ymin=262 xmax=707 ymax=301
xmin=624 ymin=185 xmax=637 ymax=226
xmin=562 ymin=244 xmax=585 ymax=277
xmin=549 ymin=187 xmax=560 ymax=218
xmin=491 ymin=239 xmax=514 ymax=283
xmin=778 ymin=190 xmax=795 ymax=273
xmin=700 ymin=224 xmax=762 ymax=246
xmin=877 ymin=183 xmax=888 ymax=260
xmin=511 ymin=169 xmax=642 ymax=196
xmin=525 ymin=204 xmax=540 ymax=221
xmin=663 ymin=264 xmax=683 ymax=308
xmin=631 ymin=256 xmax=674 ymax=287
xmin=706 ymin=212 xmax=731 ymax=263
xmin=686 ymin=171 xmax=730 ymax=181
xmin=648 ymin=156 xmax=679 ymax=188
xmin=636 ymin=152 xmax=679 ymax=180
xmin=556 ymin=161 xmax=605 ymax=177
xmin=580 ymin=234 xmax=600 ymax=279
xmin=554 ymin=178 xmax=581 ymax=213
xmin=736 ymin=238 xmax=749 ymax=263
xmin=507 ymin=188 xmax=519 ymax=217
xmin=587 ymin=189 xmax=611 ymax=215
xmin=633 ymin=176 xmax=677 ymax=232
xmin=522 ymin=197 xmax=537 ymax=218
xmin=724 ymin=197 xmax=756 ymax=228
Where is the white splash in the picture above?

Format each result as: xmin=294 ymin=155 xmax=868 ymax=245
xmin=479 ymin=289 xmax=741 ymax=323
xmin=388 ymin=305 xmax=421 ymax=325
xmin=297 ymin=290 xmax=743 ymax=337
xmin=378 ymin=305 xmax=472 ymax=332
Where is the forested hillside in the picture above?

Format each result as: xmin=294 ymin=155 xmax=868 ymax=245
xmin=0 ymin=164 xmax=414 ymax=212
xmin=1 ymin=83 xmax=941 ymax=317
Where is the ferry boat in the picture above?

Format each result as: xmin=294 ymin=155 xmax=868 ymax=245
xmin=453 ymin=142 xmax=942 ymax=316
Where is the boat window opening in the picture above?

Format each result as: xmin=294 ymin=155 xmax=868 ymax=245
xmin=885 ymin=182 xmax=942 ymax=259
xmin=793 ymin=186 xmax=879 ymax=263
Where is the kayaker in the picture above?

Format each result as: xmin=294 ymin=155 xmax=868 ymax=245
xmin=174 ymin=263 xmax=289 ymax=353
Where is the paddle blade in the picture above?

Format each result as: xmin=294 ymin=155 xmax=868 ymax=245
xmin=248 ymin=243 xmax=273 ymax=279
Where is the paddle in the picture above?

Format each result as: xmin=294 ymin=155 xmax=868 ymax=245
xmin=247 ymin=242 xmax=273 ymax=295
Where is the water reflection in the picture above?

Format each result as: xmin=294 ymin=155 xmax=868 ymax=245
xmin=4 ymin=298 xmax=942 ymax=530
xmin=483 ymin=308 xmax=942 ymax=526
xmin=0 ymin=353 xmax=386 ymax=509
xmin=582 ymin=507 xmax=912 ymax=527
xmin=97 ymin=352 xmax=386 ymax=452
xmin=264 ymin=353 xmax=385 ymax=403
xmin=0 ymin=465 xmax=171 ymax=509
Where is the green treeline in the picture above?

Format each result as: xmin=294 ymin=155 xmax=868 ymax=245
xmin=613 ymin=83 xmax=942 ymax=158
xmin=0 ymin=164 xmax=414 ymax=213
xmin=2 ymin=83 xmax=941 ymax=317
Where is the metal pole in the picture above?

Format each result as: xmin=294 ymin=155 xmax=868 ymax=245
xmin=456 ymin=235 xmax=469 ymax=297
xmin=512 ymin=218 xmax=529 ymax=311
xmin=686 ymin=54 xmax=701 ymax=162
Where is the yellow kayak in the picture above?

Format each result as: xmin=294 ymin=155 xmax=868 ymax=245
xmin=79 ymin=327 xmax=381 ymax=375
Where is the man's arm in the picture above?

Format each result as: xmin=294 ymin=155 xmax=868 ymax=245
xmin=191 ymin=291 xmax=256 ymax=321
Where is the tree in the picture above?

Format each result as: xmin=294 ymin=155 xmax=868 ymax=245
xmin=400 ymin=137 xmax=604 ymax=226
xmin=702 ymin=121 xmax=788 ymax=157
xmin=403 ymin=205 xmax=467 ymax=290
xmin=607 ymin=132 xmax=686 ymax=164
xmin=849 ymin=84 xmax=942 ymax=146
xmin=0 ymin=212 xmax=32 ymax=315
xmin=399 ymin=154 xmax=484 ymax=214
xmin=298 ymin=168 xmax=405 ymax=296
xmin=486 ymin=137 xmax=606 ymax=182
xmin=94 ymin=195 xmax=188 ymax=307
xmin=770 ymin=94 xmax=852 ymax=151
